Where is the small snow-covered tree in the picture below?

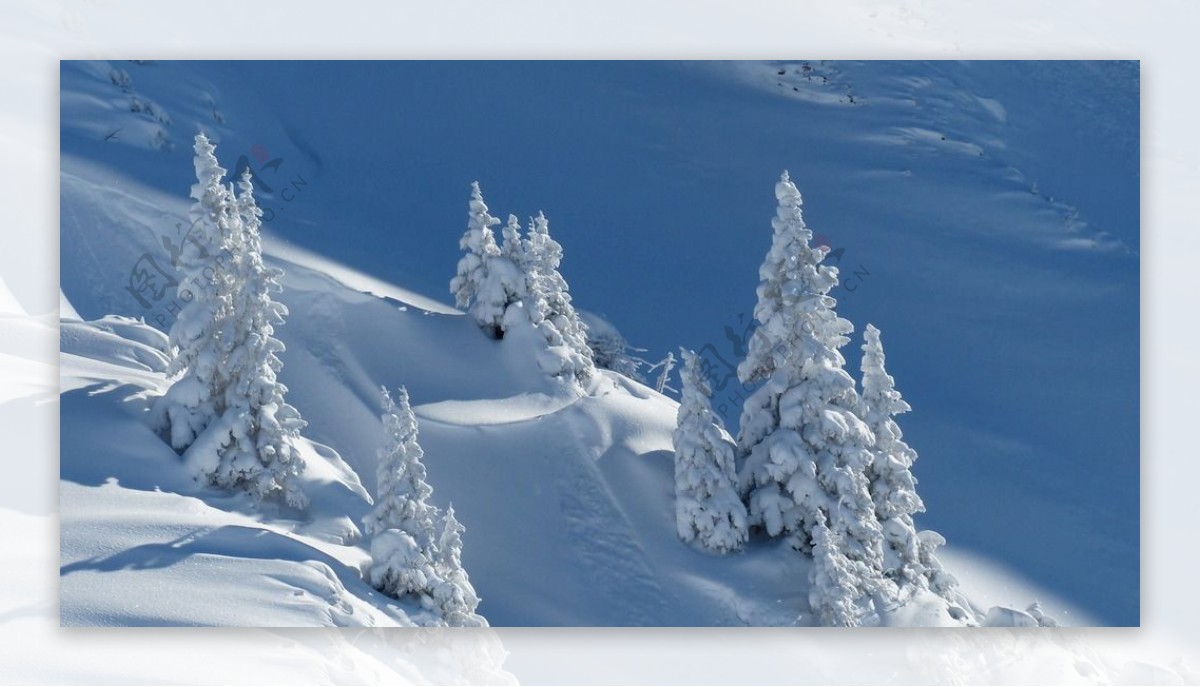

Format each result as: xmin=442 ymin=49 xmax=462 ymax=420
xmin=673 ymin=349 xmax=748 ymax=554
xmin=364 ymin=388 xmax=488 ymax=626
xmin=808 ymin=512 xmax=872 ymax=627
xmin=859 ymin=324 xmax=957 ymax=598
xmin=736 ymin=172 xmax=883 ymax=583
xmin=363 ymin=386 xmax=439 ymax=545
xmin=477 ymin=213 xmax=528 ymax=337
xmin=153 ymin=132 xmax=239 ymax=451
xmin=450 ymin=182 xmax=511 ymax=338
xmin=363 ymin=387 xmax=439 ymax=605
xmin=521 ymin=211 xmax=595 ymax=383
xmin=431 ymin=505 xmax=486 ymax=627
xmin=367 ymin=528 xmax=439 ymax=606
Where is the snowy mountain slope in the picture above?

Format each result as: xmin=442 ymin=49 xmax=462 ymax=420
xmin=57 ymin=226 xmax=836 ymax=626
xmin=58 ymin=59 xmax=1132 ymax=627
xmin=57 ymin=170 xmax=1089 ymax=627
xmin=60 ymin=320 xmax=427 ymax=627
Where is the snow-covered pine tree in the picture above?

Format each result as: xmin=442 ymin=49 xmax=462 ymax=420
xmin=367 ymin=528 xmax=439 ymax=611
xmin=363 ymin=386 xmax=440 ymax=544
xmin=153 ymin=135 xmax=307 ymax=507
xmin=521 ymin=211 xmax=595 ymax=383
xmin=431 ymin=504 xmax=487 ymax=627
xmin=152 ymin=132 xmax=239 ymax=451
xmin=364 ymin=388 xmax=488 ymax=626
xmin=184 ymin=168 xmax=307 ymax=507
xmin=808 ymin=511 xmax=872 ymax=627
xmin=673 ymin=349 xmax=748 ymax=554
xmin=449 ymin=183 xmax=526 ymax=339
xmin=735 ymin=172 xmax=884 ymax=591
xmin=859 ymin=324 xmax=925 ymax=587
xmin=364 ymin=387 xmax=443 ymax=605
xmin=483 ymin=213 xmax=529 ymax=335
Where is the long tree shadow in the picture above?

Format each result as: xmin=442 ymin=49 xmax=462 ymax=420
xmin=59 ymin=524 xmax=409 ymax=621
xmin=60 ymin=526 xmax=325 ymax=575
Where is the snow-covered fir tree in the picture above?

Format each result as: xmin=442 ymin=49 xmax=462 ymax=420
xmin=672 ymin=349 xmax=748 ymax=554
xmin=859 ymin=324 xmax=957 ymax=598
xmin=479 ymin=212 xmax=529 ymax=336
xmin=808 ymin=511 xmax=873 ymax=627
xmin=365 ymin=385 xmax=441 ymax=604
xmin=450 ymin=183 xmax=513 ymax=338
xmin=367 ymin=528 xmax=439 ymax=610
xmin=735 ymin=172 xmax=884 ymax=611
xmin=155 ymin=134 xmax=307 ymax=507
xmin=364 ymin=387 xmax=485 ymax=626
xmin=363 ymin=386 xmax=439 ymax=543
xmin=520 ymin=211 xmax=595 ymax=383
xmin=431 ymin=504 xmax=486 ymax=627
xmin=152 ymin=132 xmax=239 ymax=451
xmin=190 ymin=168 xmax=307 ymax=507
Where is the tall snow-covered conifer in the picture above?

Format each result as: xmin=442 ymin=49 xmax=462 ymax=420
xmin=153 ymin=132 xmax=239 ymax=451
xmin=673 ymin=349 xmax=748 ymax=554
xmin=736 ymin=172 xmax=884 ymax=610
xmin=155 ymin=134 xmax=307 ymax=507
xmin=182 ymin=166 xmax=308 ymax=507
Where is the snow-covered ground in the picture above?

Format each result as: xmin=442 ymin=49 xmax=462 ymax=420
xmin=59 ymin=236 xmax=1012 ymax=629
xmin=56 ymin=58 xmax=1137 ymax=631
